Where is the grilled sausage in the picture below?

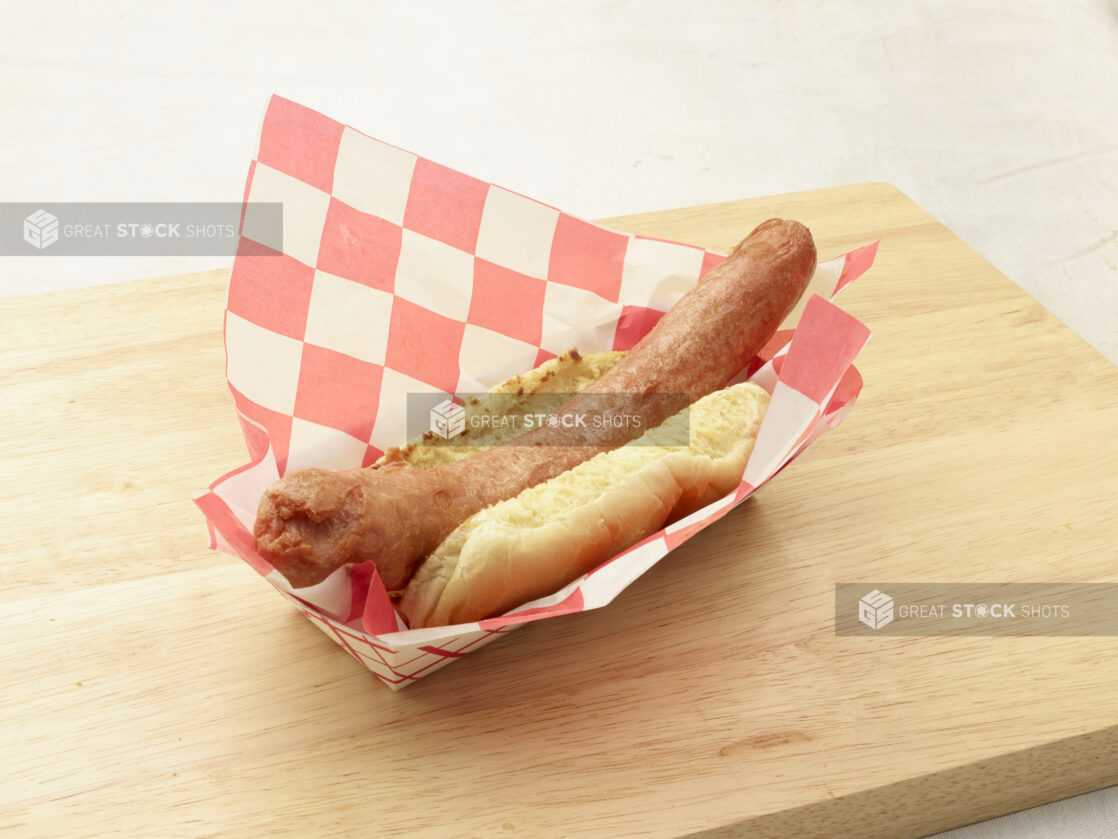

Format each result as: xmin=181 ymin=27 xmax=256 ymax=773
xmin=253 ymin=219 xmax=816 ymax=589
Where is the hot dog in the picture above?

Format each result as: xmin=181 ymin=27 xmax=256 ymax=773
xmin=253 ymin=219 xmax=816 ymax=590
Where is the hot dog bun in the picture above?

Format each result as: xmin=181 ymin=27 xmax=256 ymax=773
xmin=399 ymin=381 xmax=769 ymax=628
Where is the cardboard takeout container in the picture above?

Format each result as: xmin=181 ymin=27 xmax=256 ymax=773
xmin=194 ymin=96 xmax=877 ymax=690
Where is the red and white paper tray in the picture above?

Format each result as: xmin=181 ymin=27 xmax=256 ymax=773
xmin=194 ymin=95 xmax=878 ymax=690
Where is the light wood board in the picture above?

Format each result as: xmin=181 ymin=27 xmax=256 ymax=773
xmin=2 ymin=182 xmax=1117 ymax=839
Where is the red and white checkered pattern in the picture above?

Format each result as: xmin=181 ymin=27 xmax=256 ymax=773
xmin=194 ymin=95 xmax=879 ymax=690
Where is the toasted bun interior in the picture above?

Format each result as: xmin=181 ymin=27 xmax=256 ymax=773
xmin=377 ymin=349 xmax=625 ymax=469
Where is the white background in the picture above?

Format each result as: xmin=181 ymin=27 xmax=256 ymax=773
xmin=2 ymin=1 xmax=1116 ymax=834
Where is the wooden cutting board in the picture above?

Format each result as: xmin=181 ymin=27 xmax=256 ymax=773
xmin=3 ymin=182 xmax=1117 ymax=839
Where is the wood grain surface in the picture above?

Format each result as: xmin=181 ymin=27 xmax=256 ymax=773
xmin=2 ymin=183 xmax=1117 ymax=839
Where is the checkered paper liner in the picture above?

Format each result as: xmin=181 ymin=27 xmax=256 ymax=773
xmin=193 ymin=95 xmax=878 ymax=690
